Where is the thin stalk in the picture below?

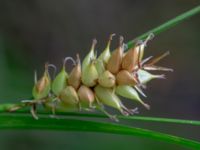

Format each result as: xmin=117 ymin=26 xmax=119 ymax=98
xmin=0 ymin=103 xmax=200 ymax=126
xmin=126 ymin=5 xmax=200 ymax=49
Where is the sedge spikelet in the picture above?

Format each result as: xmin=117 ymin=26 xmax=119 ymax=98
xmin=16 ymin=34 xmax=172 ymax=121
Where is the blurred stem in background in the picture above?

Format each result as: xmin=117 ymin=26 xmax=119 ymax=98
xmin=0 ymin=34 xmax=32 ymax=101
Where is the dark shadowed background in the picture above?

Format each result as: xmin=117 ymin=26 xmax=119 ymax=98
xmin=0 ymin=0 xmax=200 ymax=150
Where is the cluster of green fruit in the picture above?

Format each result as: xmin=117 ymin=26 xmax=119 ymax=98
xmin=21 ymin=34 xmax=172 ymax=121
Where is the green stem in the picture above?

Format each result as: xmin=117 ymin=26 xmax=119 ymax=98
xmin=0 ymin=114 xmax=199 ymax=149
xmin=126 ymin=5 xmax=200 ymax=49
xmin=1 ymin=103 xmax=200 ymax=126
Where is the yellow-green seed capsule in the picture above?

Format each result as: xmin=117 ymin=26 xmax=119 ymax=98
xmin=68 ymin=54 xmax=81 ymax=90
xmin=82 ymin=39 xmax=97 ymax=72
xmin=94 ymin=85 xmax=122 ymax=112
xmin=137 ymin=69 xmax=165 ymax=84
xmin=98 ymin=34 xmax=115 ymax=64
xmin=51 ymin=57 xmax=73 ymax=96
xmin=32 ymin=63 xmax=51 ymax=100
xmin=116 ymin=70 xmax=137 ymax=86
xmin=106 ymin=36 xmax=124 ymax=74
xmin=78 ymin=85 xmax=95 ymax=108
xmin=98 ymin=70 xmax=116 ymax=88
xmin=116 ymin=85 xmax=150 ymax=110
xmin=94 ymin=85 xmax=136 ymax=116
xmin=59 ymin=86 xmax=79 ymax=106
xmin=82 ymin=60 xmax=98 ymax=87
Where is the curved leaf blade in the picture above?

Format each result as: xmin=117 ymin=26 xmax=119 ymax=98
xmin=0 ymin=114 xmax=199 ymax=149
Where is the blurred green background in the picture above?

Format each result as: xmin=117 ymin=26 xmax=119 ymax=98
xmin=0 ymin=0 xmax=200 ymax=150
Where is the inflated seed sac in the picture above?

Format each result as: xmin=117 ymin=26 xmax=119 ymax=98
xmin=95 ymin=85 xmax=137 ymax=116
xmin=82 ymin=39 xmax=97 ymax=71
xmin=122 ymin=39 xmax=148 ymax=72
xmin=51 ymin=57 xmax=72 ymax=96
xmin=122 ymin=47 xmax=136 ymax=72
xmin=32 ymin=63 xmax=51 ymax=100
xmin=82 ymin=60 xmax=99 ymax=87
xmin=95 ymin=34 xmax=115 ymax=75
xmin=122 ymin=34 xmax=154 ymax=71
xmin=121 ymin=41 xmax=145 ymax=71
xmin=116 ymin=70 xmax=137 ymax=86
xmin=68 ymin=54 xmax=81 ymax=90
xmin=59 ymin=86 xmax=79 ymax=106
xmin=98 ymin=34 xmax=115 ymax=64
xmin=52 ymin=67 xmax=68 ymax=96
xmin=137 ymin=69 xmax=165 ymax=84
xmin=94 ymin=85 xmax=123 ymax=113
xmin=98 ymin=70 xmax=116 ymax=88
xmin=78 ymin=85 xmax=95 ymax=107
xmin=116 ymin=85 xmax=150 ymax=110
xmin=106 ymin=36 xmax=124 ymax=74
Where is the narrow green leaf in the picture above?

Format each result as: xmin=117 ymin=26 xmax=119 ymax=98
xmin=0 ymin=114 xmax=199 ymax=149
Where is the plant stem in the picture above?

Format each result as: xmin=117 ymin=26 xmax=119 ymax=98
xmin=1 ymin=103 xmax=200 ymax=126
xmin=126 ymin=5 xmax=200 ymax=49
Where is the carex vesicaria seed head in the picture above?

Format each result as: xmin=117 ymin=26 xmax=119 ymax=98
xmin=26 ymin=33 xmax=172 ymax=121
